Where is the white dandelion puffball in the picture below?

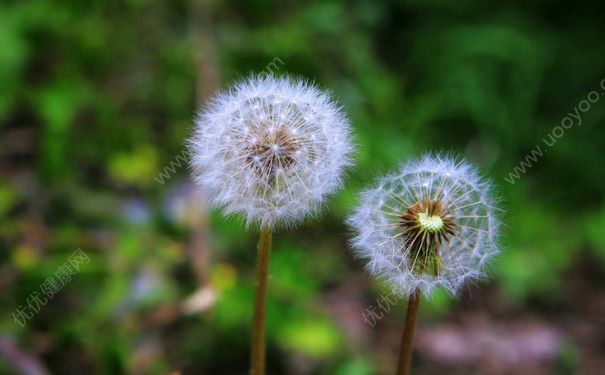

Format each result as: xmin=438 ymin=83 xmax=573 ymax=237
xmin=347 ymin=155 xmax=500 ymax=297
xmin=189 ymin=75 xmax=354 ymax=228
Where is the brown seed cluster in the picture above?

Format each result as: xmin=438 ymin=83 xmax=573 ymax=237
xmin=245 ymin=128 xmax=299 ymax=180
xmin=398 ymin=198 xmax=457 ymax=275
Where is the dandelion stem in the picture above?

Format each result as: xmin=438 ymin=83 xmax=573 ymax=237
xmin=396 ymin=290 xmax=420 ymax=375
xmin=250 ymin=227 xmax=272 ymax=375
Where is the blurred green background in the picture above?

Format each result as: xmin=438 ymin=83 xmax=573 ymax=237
xmin=1 ymin=0 xmax=604 ymax=374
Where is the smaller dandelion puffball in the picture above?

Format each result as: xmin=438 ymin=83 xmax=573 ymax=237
xmin=347 ymin=155 xmax=500 ymax=297
xmin=189 ymin=75 xmax=354 ymax=229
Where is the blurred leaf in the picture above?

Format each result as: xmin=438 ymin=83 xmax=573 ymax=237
xmin=335 ymin=358 xmax=373 ymax=375
xmin=278 ymin=318 xmax=341 ymax=358
xmin=584 ymin=206 xmax=605 ymax=262
xmin=0 ymin=181 xmax=17 ymax=216
xmin=109 ymin=145 xmax=158 ymax=187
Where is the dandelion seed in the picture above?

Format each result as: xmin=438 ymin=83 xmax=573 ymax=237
xmin=347 ymin=154 xmax=500 ymax=298
xmin=348 ymin=154 xmax=501 ymax=375
xmin=188 ymin=74 xmax=354 ymax=375
xmin=189 ymin=74 xmax=354 ymax=229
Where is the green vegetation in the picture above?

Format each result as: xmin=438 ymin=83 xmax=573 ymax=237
xmin=1 ymin=0 xmax=604 ymax=373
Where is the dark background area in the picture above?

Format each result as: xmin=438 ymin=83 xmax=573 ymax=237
xmin=1 ymin=0 xmax=604 ymax=374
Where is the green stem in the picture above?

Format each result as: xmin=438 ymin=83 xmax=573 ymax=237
xmin=250 ymin=227 xmax=272 ymax=375
xmin=396 ymin=290 xmax=420 ymax=375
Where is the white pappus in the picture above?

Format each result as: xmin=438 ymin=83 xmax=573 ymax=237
xmin=189 ymin=74 xmax=354 ymax=229
xmin=347 ymin=154 xmax=500 ymax=297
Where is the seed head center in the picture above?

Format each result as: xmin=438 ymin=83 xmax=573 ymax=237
xmin=417 ymin=212 xmax=444 ymax=233
xmin=398 ymin=198 xmax=457 ymax=276
xmin=246 ymin=127 xmax=299 ymax=178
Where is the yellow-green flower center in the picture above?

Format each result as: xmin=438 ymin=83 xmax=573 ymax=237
xmin=417 ymin=212 xmax=444 ymax=233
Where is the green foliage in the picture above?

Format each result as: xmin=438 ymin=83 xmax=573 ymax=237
xmin=1 ymin=0 xmax=604 ymax=373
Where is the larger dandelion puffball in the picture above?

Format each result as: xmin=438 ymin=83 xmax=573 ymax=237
xmin=347 ymin=155 xmax=500 ymax=297
xmin=189 ymin=75 xmax=354 ymax=228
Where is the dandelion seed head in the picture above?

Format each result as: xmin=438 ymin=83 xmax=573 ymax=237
xmin=347 ymin=154 xmax=500 ymax=297
xmin=189 ymin=74 xmax=354 ymax=228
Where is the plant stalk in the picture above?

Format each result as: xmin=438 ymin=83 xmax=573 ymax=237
xmin=396 ymin=290 xmax=420 ymax=375
xmin=250 ymin=227 xmax=272 ymax=375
